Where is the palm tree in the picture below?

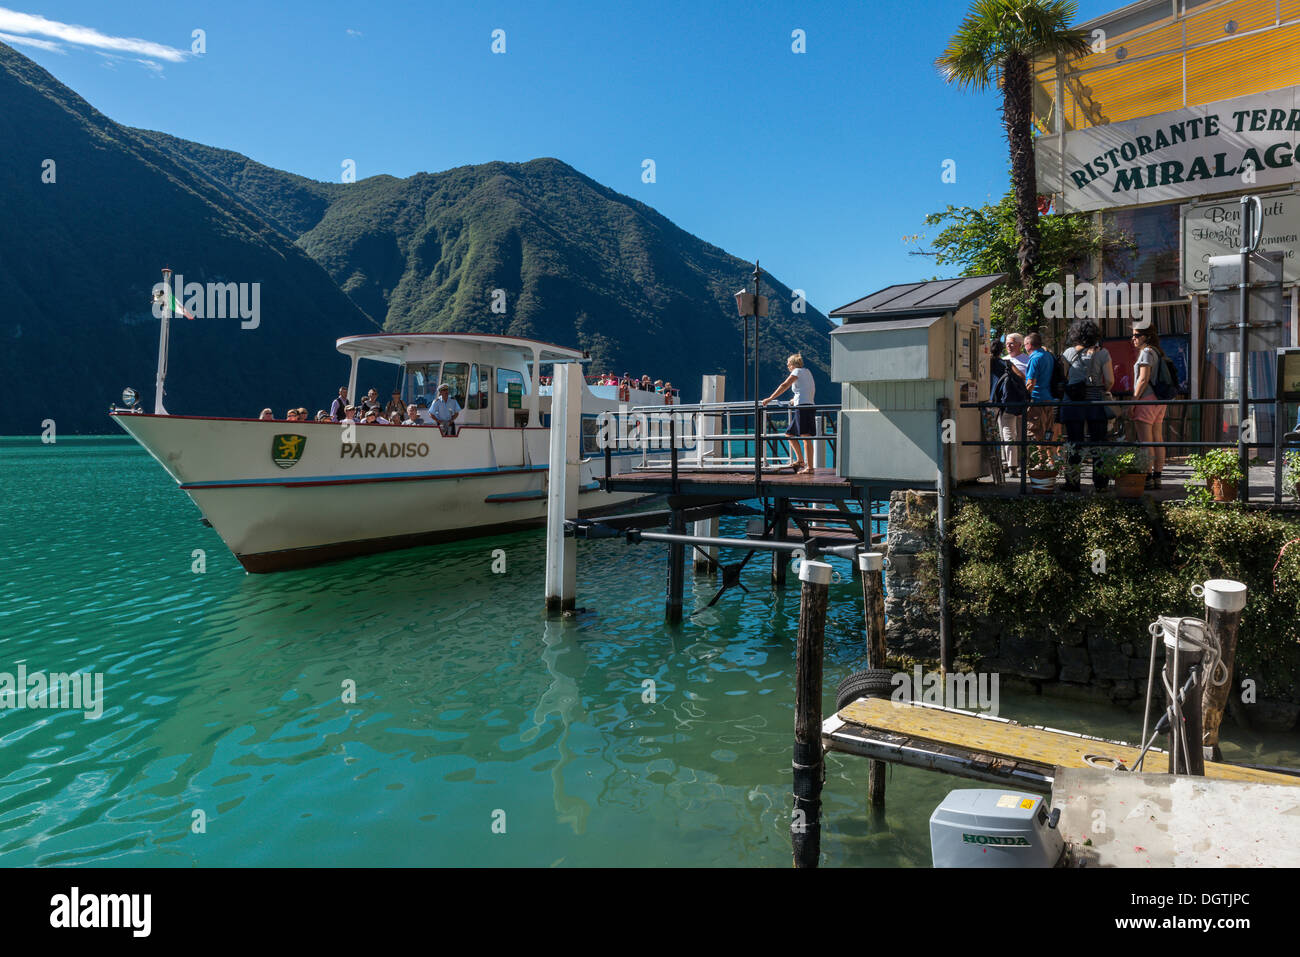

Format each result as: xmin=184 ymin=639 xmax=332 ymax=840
xmin=937 ymin=0 xmax=1090 ymax=305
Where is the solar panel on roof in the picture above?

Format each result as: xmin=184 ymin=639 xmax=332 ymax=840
xmin=829 ymin=274 xmax=1006 ymax=319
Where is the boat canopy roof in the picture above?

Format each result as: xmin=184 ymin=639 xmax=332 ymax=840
xmin=335 ymin=333 xmax=586 ymax=365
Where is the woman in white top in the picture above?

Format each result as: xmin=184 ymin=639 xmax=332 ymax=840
xmin=761 ymin=353 xmax=817 ymax=474
xmin=1130 ymin=326 xmax=1168 ymax=488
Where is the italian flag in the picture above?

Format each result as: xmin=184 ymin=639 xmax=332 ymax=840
xmin=167 ymin=291 xmax=196 ymax=320
xmin=156 ymin=285 xmax=195 ymax=319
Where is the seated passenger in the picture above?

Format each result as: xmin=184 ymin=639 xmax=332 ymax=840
xmin=340 ymin=406 xmax=358 ymax=425
xmin=361 ymin=389 xmax=381 ymax=414
xmin=314 ymin=410 xmax=330 ymax=422
xmin=384 ymin=391 xmax=406 ymax=420
xmin=259 ymin=408 xmax=273 ymax=420
xmin=430 ymin=382 xmax=461 ymax=436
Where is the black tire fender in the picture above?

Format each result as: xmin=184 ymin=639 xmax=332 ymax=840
xmin=835 ymin=668 xmax=896 ymax=711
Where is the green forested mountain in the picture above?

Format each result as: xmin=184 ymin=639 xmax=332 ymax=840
xmin=2 ymin=40 xmax=832 ymax=434
xmin=0 ymin=42 xmax=377 ymax=434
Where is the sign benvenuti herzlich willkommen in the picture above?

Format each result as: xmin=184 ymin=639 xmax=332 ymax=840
xmin=1036 ymin=86 xmax=1300 ymax=213
xmin=1181 ymin=188 xmax=1300 ymax=292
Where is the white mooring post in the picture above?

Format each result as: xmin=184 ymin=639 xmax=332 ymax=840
xmin=544 ymin=363 xmax=582 ymax=615
xmin=693 ymin=374 xmax=725 ymax=574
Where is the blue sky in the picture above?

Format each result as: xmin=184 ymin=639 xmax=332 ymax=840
xmin=6 ymin=0 xmax=1116 ymax=315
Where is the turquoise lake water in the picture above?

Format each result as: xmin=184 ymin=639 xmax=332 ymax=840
xmin=1 ymin=436 xmax=1295 ymax=867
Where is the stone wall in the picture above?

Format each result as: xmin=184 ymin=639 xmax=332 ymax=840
xmin=882 ymin=490 xmax=1300 ymax=733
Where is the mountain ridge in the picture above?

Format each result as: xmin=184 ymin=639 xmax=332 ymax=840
xmin=1 ymin=40 xmax=832 ymax=434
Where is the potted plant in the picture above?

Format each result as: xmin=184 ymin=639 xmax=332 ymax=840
xmin=1186 ymin=448 xmax=1244 ymax=503
xmin=1026 ymin=444 xmax=1060 ymax=495
xmin=1059 ymin=441 xmax=1083 ymax=491
xmin=1097 ymin=447 xmax=1150 ymax=499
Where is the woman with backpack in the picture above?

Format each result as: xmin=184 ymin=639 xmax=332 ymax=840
xmin=1060 ymin=320 xmax=1114 ymax=491
xmin=1131 ymin=325 xmax=1170 ymax=489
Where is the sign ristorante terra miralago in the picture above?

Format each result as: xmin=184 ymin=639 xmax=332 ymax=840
xmin=1037 ymin=86 xmax=1300 ymax=213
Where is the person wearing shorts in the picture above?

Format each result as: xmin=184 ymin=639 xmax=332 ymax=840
xmin=761 ymin=353 xmax=817 ymax=474
xmin=1130 ymin=326 xmax=1168 ymax=488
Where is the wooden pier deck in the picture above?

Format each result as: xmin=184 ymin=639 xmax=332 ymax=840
xmin=823 ymin=697 xmax=1300 ymax=794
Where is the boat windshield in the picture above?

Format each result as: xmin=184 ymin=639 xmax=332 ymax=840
xmin=405 ymin=362 xmax=440 ymax=407
xmin=440 ymin=362 xmax=469 ymax=408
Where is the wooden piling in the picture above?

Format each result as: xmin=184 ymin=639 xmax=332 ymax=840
xmin=1164 ymin=624 xmax=1205 ymax=776
xmin=544 ymin=363 xmax=581 ymax=615
xmin=936 ymin=397 xmax=953 ymax=674
xmin=859 ymin=551 xmax=887 ymax=807
xmin=772 ymin=499 xmax=788 ymax=587
xmin=792 ymin=559 xmax=831 ymax=869
xmin=1199 ymin=579 xmax=1248 ymax=762
xmin=666 ymin=508 xmax=685 ymax=623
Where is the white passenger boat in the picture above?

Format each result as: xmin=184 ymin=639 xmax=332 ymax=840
xmin=111 ymin=332 xmax=664 ymax=572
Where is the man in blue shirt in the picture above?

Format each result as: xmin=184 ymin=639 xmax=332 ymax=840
xmin=1023 ymin=332 xmax=1056 ymax=463
xmin=430 ymin=383 xmax=462 ymax=436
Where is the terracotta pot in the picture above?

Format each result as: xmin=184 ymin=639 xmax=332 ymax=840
xmin=1114 ymin=473 xmax=1146 ymax=499
xmin=1209 ymin=478 xmax=1238 ymax=502
xmin=1027 ymin=468 xmax=1058 ymax=494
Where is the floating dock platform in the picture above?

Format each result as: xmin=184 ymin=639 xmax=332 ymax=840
xmin=823 ymin=698 xmax=1300 ymax=795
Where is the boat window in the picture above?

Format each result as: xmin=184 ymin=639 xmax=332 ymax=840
xmin=468 ymin=365 xmax=480 ymax=411
xmin=478 ymin=366 xmax=492 ymax=414
xmin=441 ymin=362 xmax=469 ymax=408
xmin=582 ymin=415 xmax=600 ymax=454
xmin=405 ymin=362 xmax=440 ymax=407
xmin=496 ymin=368 xmax=525 ymax=394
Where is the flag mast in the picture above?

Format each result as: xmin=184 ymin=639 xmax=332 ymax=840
xmin=154 ymin=266 xmax=172 ymax=415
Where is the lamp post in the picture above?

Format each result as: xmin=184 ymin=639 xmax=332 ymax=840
xmin=735 ymin=262 xmax=768 ymax=489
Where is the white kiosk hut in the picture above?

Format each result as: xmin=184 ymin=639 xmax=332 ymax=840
xmin=829 ymin=275 xmax=1006 ymax=486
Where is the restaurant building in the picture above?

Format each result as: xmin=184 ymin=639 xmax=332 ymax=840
xmin=1032 ymin=0 xmax=1299 ymax=444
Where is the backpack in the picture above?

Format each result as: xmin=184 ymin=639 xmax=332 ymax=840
xmin=1063 ymin=347 xmax=1091 ymax=401
xmin=1048 ymin=350 xmax=1068 ymax=400
xmin=1151 ymin=352 xmax=1179 ymax=400
xmin=993 ymin=365 xmax=1028 ymax=413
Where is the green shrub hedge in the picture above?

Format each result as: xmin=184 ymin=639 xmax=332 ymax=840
xmin=950 ymin=498 xmax=1300 ymax=699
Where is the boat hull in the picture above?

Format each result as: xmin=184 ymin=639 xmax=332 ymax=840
xmin=111 ymin=413 xmax=649 ymax=572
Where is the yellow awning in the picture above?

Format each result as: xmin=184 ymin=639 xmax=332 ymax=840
xmin=1035 ymin=0 xmax=1300 ymax=131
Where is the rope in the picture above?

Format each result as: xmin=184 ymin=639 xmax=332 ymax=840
xmin=1136 ymin=616 xmax=1222 ymax=771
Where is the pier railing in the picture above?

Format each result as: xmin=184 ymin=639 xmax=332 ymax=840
xmin=611 ymin=400 xmax=839 ymax=474
xmin=959 ymin=395 xmax=1297 ymax=503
